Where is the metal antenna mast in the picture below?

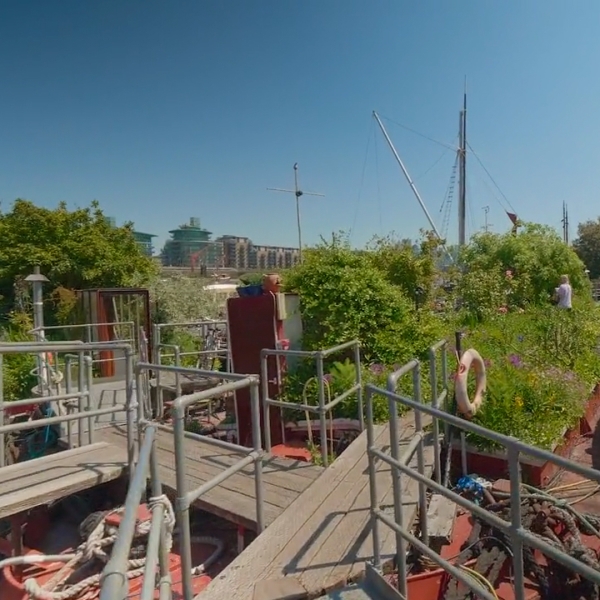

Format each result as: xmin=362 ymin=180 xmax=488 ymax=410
xmin=458 ymin=84 xmax=467 ymax=247
xmin=268 ymin=163 xmax=324 ymax=262
xmin=483 ymin=206 xmax=492 ymax=232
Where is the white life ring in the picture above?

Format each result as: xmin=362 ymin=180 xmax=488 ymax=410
xmin=455 ymin=348 xmax=486 ymax=418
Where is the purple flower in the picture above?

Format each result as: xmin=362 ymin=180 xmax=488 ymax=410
xmin=484 ymin=358 xmax=493 ymax=368
xmin=508 ymin=354 xmax=523 ymax=368
xmin=323 ymin=374 xmax=333 ymax=383
xmin=369 ymin=363 xmax=384 ymax=375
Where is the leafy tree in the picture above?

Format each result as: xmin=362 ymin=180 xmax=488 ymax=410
xmin=573 ymin=218 xmax=600 ymax=279
xmin=460 ymin=223 xmax=588 ymax=311
xmin=0 ymin=199 xmax=158 ymax=315
xmin=366 ymin=231 xmax=442 ymax=305
xmin=283 ymin=233 xmax=443 ymax=365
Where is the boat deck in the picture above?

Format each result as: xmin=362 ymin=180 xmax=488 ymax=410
xmin=200 ymin=413 xmax=434 ymax=600
xmin=95 ymin=424 xmax=324 ymax=530
xmin=0 ymin=442 xmax=127 ymax=520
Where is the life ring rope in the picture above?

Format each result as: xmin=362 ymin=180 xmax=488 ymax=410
xmin=454 ymin=348 xmax=487 ymax=418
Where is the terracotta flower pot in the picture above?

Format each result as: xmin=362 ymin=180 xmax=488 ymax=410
xmin=262 ymin=273 xmax=282 ymax=294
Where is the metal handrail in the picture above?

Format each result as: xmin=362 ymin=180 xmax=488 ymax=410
xmin=0 ymin=342 xmax=136 ymax=474
xmin=99 ymin=424 xmax=171 ymax=600
xmin=261 ymin=339 xmax=362 ymax=466
xmin=366 ymin=360 xmax=600 ymax=600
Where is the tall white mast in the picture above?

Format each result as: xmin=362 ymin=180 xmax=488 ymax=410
xmin=458 ymin=86 xmax=467 ymax=247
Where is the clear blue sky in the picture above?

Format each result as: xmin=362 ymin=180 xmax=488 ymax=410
xmin=1 ymin=1 xmax=599 ymax=251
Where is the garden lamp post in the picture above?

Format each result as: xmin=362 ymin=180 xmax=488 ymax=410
xmin=25 ymin=266 xmax=49 ymax=392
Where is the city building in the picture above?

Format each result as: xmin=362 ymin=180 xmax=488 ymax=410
xmin=217 ymin=235 xmax=300 ymax=271
xmin=107 ymin=216 xmax=156 ymax=257
xmin=132 ymin=231 xmax=157 ymax=257
xmin=161 ymin=217 xmax=223 ymax=268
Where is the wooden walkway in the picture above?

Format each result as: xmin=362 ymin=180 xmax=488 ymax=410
xmin=200 ymin=413 xmax=434 ymax=600
xmin=96 ymin=424 xmax=324 ymax=530
xmin=0 ymin=442 xmax=127 ymax=520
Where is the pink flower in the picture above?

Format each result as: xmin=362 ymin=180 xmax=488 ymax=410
xmin=498 ymin=306 xmax=508 ymax=314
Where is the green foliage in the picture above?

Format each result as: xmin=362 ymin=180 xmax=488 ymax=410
xmin=463 ymin=304 xmax=600 ymax=450
xmin=366 ymin=231 xmax=441 ymax=304
xmin=1 ymin=312 xmax=37 ymax=401
xmin=283 ymin=233 xmax=444 ymax=365
xmin=573 ymin=217 xmax=600 ymax=279
xmin=0 ymin=199 xmax=158 ymax=314
xmin=458 ymin=224 xmax=589 ymax=320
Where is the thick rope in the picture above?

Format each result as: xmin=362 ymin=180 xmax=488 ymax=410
xmin=22 ymin=495 xmax=221 ymax=600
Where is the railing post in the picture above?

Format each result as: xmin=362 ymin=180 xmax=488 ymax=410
xmin=387 ymin=385 xmax=407 ymax=597
xmin=0 ymin=354 xmax=4 ymax=467
xmin=260 ymin=351 xmax=272 ymax=452
xmin=429 ymin=346 xmax=441 ymax=485
xmin=125 ymin=349 xmax=136 ymax=478
xmin=250 ymin=379 xmax=265 ymax=533
xmin=365 ymin=387 xmax=381 ymax=569
xmin=316 ymin=352 xmax=328 ymax=466
xmin=354 ymin=342 xmax=364 ymax=431
xmin=174 ymin=347 xmax=181 ymax=398
xmin=85 ymin=356 xmax=94 ymax=444
xmin=65 ymin=355 xmax=73 ymax=447
xmin=77 ymin=351 xmax=85 ymax=447
xmin=413 ymin=364 xmax=428 ymax=546
xmin=508 ymin=445 xmax=526 ymax=600
xmin=173 ymin=400 xmax=194 ymax=600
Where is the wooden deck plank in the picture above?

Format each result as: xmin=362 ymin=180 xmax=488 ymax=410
xmin=0 ymin=442 xmax=127 ymax=520
xmin=200 ymin=413 xmax=434 ymax=600
xmin=95 ymin=424 xmax=324 ymax=530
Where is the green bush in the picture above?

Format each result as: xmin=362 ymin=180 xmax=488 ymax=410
xmin=1 ymin=312 xmax=37 ymax=401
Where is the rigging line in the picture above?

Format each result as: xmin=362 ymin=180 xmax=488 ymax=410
xmin=467 ymin=142 xmax=517 ymax=214
xmin=439 ymin=153 xmax=459 ymax=213
xmin=478 ymin=175 xmax=509 ymax=213
xmin=378 ymin=113 xmax=459 ymax=151
xmin=350 ymin=119 xmax=374 ymax=238
xmin=414 ymin=141 xmax=456 ymax=181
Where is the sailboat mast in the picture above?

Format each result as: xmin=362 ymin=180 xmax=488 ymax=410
xmin=458 ymin=89 xmax=467 ymax=247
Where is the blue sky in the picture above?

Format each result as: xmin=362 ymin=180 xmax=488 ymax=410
xmin=1 ymin=1 xmax=599 ymax=251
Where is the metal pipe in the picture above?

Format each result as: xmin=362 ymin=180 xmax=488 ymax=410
xmin=0 ymin=355 xmax=4 ymax=466
xmin=136 ymin=362 xmax=249 ymax=382
xmin=320 ymin=339 xmax=360 ymax=357
xmin=365 ymin=389 xmax=381 ymax=568
xmin=173 ymin=397 xmax=194 ymax=600
xmin=261 ymin=348 xmax=318 ymax=358
xmin=249 ymin=382 xmax=265 ymax=532
xmin=0 ymin=405 xmax=125 ymax=435
xmin=367 ymin=384 xmax=600 ymax=483
xmin=260 ymin=352 xmax=272 ymax=451
xmin=388 ymin=384 xmax=407 ymax=597
xmin=99 ymin=426 xmax=156 ymax=600
xmin=149 ymin=447 xmax=171 ymax=588
xmin=77 ymin=352 xmax=85 ymax=447
xmin=369 ymin=434 xmax=424 ymax=469
xmin=84 ymin=356 xmax=94 ymax=445
xmin=508 ymin=446 xmax=526 ymax=600
xmin=172 ymin=377 xmax=258 ymax=413
xmin=65 ymin=355 xmax=73 ymax=447
xmin=387 ymin=359 xmax=419 ymax=392
xmin=316 ymin=353 xmax=328 ymax=466
xmin=148 ymin=421 xmax=254 ymax=454
xmin=353 ymin=342 xmax=364 ymax=430
xmin=373 ymin=509 xmax=495 ymax=600
xmin=413 ymin=365 xmax=429 ymax=546
xmin=263 ymin=398 xmax=320 ymax=412
xmin=1 ymin=391 xmax=88 ymax=409
xmin=124 ymin=347 xmax=135 ymax=476
xmin=140 ymin=503 xmax=164 ymax=600
xmin=185 ymin=453 xmax=258 ymax=506
xmin=429 ymin=345 xmax=442 ymax=484
xmin=322 ymin=383 xmax=361 ymax=411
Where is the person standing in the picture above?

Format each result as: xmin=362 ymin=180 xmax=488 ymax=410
xmin=555 ymin=274 xmax=572 ymax=309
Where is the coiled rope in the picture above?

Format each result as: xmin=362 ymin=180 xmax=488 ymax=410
xmin=0 ymin=495 xmax=224 ymax=600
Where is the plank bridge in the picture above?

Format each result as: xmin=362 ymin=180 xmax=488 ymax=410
xmin=0 ymin=342 xmax=438 ymax=600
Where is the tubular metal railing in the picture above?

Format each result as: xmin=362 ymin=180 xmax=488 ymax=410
xmin=152 ymin=320 xmax=229 ymax=416
xmin=0 ymin=342 xmax=136 ymax=473
xmin=367 ymin=355 xmax=600 ymax=600
xmin=99 ymin=424 xmax=171 ymax=600
xmin=261 ymin=339 xmax=362 ymax=466
xmin=97 ymin=362 xmax=264 ymax=600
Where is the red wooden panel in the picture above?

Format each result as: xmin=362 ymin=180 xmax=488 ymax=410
xmin=227 ymin=294 xmax=284 ymax=448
